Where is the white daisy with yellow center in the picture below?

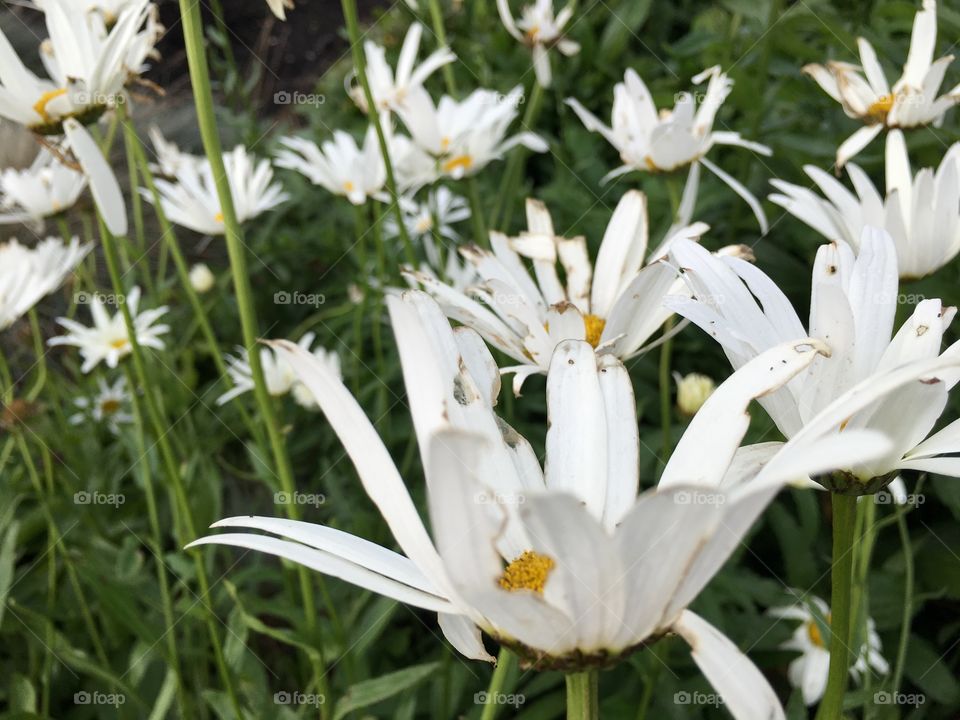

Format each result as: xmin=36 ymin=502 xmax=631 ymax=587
xmin=69 ymin=375 xmax=134 ymax=433
xmin=497 ymin=0 xmax=580 ymax=88
xmin=0 ymin=148 xmax=87 ymax=228
xmin=190 ymin=291 xmax=892 ymax=720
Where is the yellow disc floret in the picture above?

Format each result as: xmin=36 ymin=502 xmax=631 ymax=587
xmin=583 ymin=314 xmax=606 ymax=348
xmin=499 ymin=550 xmax=555 ymax=594
xmin=867 ymin=94 xmax=895 ymax=123
xmin=33 ymin=88 xmax=68 ymax=124
xmin=442 ymin=154 xmax=474 ymax=174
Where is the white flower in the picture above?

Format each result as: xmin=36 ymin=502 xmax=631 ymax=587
xmin=264 ymin=0 xmax=294 ymax=20
xmin=0 ymin=148 xmax=86 ymax=226
xmin=147 ymin=126 xmax=199 ymax=177
xmin=189 ymin=263 xmax=215 ymax=294
xmin=667 ymin=228 xmax=960 ymax=487
xmin=0 ymin=235 xmax=91 ymax=330
xmin=349 ymin=23 xmax=456 ymax=113
xmin=566 ymin=67 xmax=772 ymax=232
xmin=69 ymin=375 xmax=134 ymax=433
xmin=49 ymin=286 xmax=169 ymax=372
xmin=396 ymin=86 xmax=548 ymax=180
xmin=28 ymin=0 xmax=144 ymax=25
xmin=497 ymin=0 xmax=579 ymax=87
xmin=770 ymin=597 xmax=889 ymax=705
xmin=386 ymin=187 xmax=472 ymax=277
xmin=217 ymin=332 xmax=341 ymax=409
xmin=144 ymin=131 xmax=289 ymax=235
xmin=408 ymin=190 xmax=716 ymax=393
xmin=675 ymin=372 xmax=715 ymax=416
xmin=770 ymin=130 xmax=960 ymax=280
xmin=190 ymin=289 xmax=889 ymax=719
xmin=803 ymin=0 xmax=960 ymax=167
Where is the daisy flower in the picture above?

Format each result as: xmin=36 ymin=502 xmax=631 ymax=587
xmin=49 ymin=286 xmax=169 ymax=373
xmin=143 ymin=131 xmax=289 ymax=235
xmin=189 ymin=263 xmax=215 ymax=294
xmin=396 ymin=86 xmax=548 ymax=180
xmin=667 ymin=228 xmax=960 ymax=493
xmin=0 ymin=148 xmax=87 ymax=227
xmin=69 ymin=375 xmax=134 ymax=433
xmin=497 ymin=0 xmax=580 ymax=88
xmin=348 ymin=23 xmax=456 ymax=113
xmin=566 ymin=67 xmax=772 ymax=232
xmin=407 ymin=190 xmax=716 ymax=393
xmin=190 ymin=290 xmax=888 ymax=720
xmin=770 ymin=130 xmax=960 ymax=279
xmin=0 ymin=236 xmax=91 ymax=330
xmin=803 ymin=0 xmax=960 ymax=167
xmin=217 ymin=332 xmax=341 ymax=409
xmin=386 ymin=187 xmax=472 ymax=275
xmin=770 ymin=597 xmax=888 ymax=706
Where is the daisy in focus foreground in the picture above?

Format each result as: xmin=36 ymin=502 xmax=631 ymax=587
xmin=190 ymin=291 xmax=891 ymax=719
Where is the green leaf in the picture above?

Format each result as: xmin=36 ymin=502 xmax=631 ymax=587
xmin=0 ymin=520 xmax=19 ymax=631
xmin=333 ymin=662 xmax=439 ymax=720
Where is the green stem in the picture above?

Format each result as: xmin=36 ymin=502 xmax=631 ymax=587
xmin=816 ymin=493 xmax=858 ymax=720
xmin=426 ymin=0 xmax=457 ymax=94
xmin=891 ymin=503 xmax=913 ymax=693
xmin=341 ymin=0 xmax=416 ymax=267
xmin=565 ymin=670 xmax=599 ymax=720
xmin=467 ymin=177 xmax=489 ymax=248
xmin=492 ymin=81 xmax=545 ymax=230
xmin=351 ymin=203 xmax=369 ymax=392
xmin=26 ymin=309 xmax=47 ymax=400
xmin=657 ymin=317 xmax=675 ymax=476
xmin=479 ymin=648 xmax=515 ymax=720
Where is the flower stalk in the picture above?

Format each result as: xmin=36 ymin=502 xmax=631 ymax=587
xmin=565 ymin=670 xmax=599 ymax=720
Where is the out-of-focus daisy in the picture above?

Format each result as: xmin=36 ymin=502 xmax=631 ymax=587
xmin=0 ymin=236 xmax=91 ymax=330
xmin=386 ymin=187 xmax=471 ymax=274
xmin=803 ymin=0 xmax=960 ymax=167
xmin=264 ymin=0 xmax=294 ymax=20
xmin=667 ymin=229 xmax=960 ymax=493
xmin=674 ymin=372 xmax=715 ymax=417
xmin=147 ymin=126 xmax=199 ymax=177
xmin=144 ymin=131 xmax=289 ymax=235
xmin=191 ymin=290 xmax=887 ymax=720
xmin=770 ymin=597 xmax=889 ymax=705
xmin=348 ymin=23 xmax=456 ymax=113
xmin=408 ymin=190 xmax=714 ymax=393
xmin=497 ymin=0 xmax=579 ymax=88
xmin=566 ymin=67 xmax=772 ymax=232
xmin=28 ymin=0 xmax=143 ymax=25
xmin=397 ymin=86 xmax=548 ymax=180
xmin=69 ymin=375 xmax=134 ymax=433
xmin=189 ymin=263 xmax=215 ymax=294
xmin=0 ymin=148 xmax=86 ymax=227
xmin=770 ymin=132 xmax=960 ymax=280
xmin=217 ymin=332 xmax=341 ymax=409
xmin=49 ymin=285 xmax=169 ymax=372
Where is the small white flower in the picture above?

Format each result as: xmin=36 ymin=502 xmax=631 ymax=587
xmin=566 ymin=67 xmax=772 ymax=231
xmin=803 ymin=0 xmax=960 ymax=167
xmin=217 ymin=332 xmax=341 ymax=409
xmin=497 ymin=0 xmax=579 ymax=87
xmin=770 ymin=597 xmax=889 ymax=706
xmin=674 ymin=372 xmax=715 ymax=416
xmin=386 ymin=187 xmax=472 ymax=276
xmin=0 ymin=235 xmax=91 ymax=330
xmin=770 ymin=131 xmax=960 ymax=279
xmin=396 ymin=86 xmax=548 ymax=180
xmin=189 ymin=263 xmax=215 ymax=294
xmin=49 ymin=286 xmax=169 ymax=373
xmin=264 ymin=0 xmax=294 ymax=20
xmin=408 ymin=190 xmax=716 ymax=393
xmin=0 ymin=149 xmax=86 ymax=227
xmin=349 ymin=23 xmax=456 ymax=113
xmin=69 ymin=375 xmax=134 ymax=433
xmin=144 ymin=130 xmax=289 ymax=235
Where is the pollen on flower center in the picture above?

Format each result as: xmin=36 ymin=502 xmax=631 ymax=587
xmin=110 ymin=338 xmax=129 ymax=350
xmin=100 ymin=399 xmax=121 ymax=414
xmin=33 ymin=88 xmax=68 ymax=123
xmin=499 ymin=550 xmax=555 ymax=594
xmin=584 ymin=313 xmax=606 ymax=348
xmin=442 ymin=154 xmax=474 ymax=174
xmin=343 ymin=180 xmax=356 ymax=193
xmin=214 ymin=211 xmax=224 ymax=223
xmin=867 ymin=94 xmax=895 ymax=122
xmin=807 ymin=613 xmax=831 ymax=648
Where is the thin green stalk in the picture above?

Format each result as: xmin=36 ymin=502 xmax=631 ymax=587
xmin=492 ymin=81 xmax=545 ymax=229
xmin=351 ymin=204 xmax=369 ymax=394
xmin=371 ymin=201 xmax=389 ymax=425
xmin=657 ymin=317 xmax=675 ymax=475
xmin=816 ymin=493 xmax=858 ymax=720
xmin=122 ymin=111 xmax=154 ymax=296
xmin=467 ymin=177 xmax=489 ymax=248
xmin=426 ymin=0 xmax=457 ymax=94
xmin=341 ymin=0 xmax=416 ymax=267
xmin=565 ymin=670 xmax=599 ymax=720
xmin=479 ymin=649 xmax=515 ymax=720
xmin=0 ymin=346 xmax=12 ymax=401
xmin=97 ymin=217 xmax=245 ymax=719
xmin=175 ymin=4 xmax=332 ymax=712
xmin=891 ymin=504 xmax=913 ymax=693
xmin=26 ymin=310 xmax=47 ymax=399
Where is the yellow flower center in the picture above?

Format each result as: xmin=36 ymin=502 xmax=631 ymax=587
xmin=807 ymin=614 xmax=831 ymax=648
xmin=584 ymin=313 xmax=606 ymax=348
xmin=343 ymin=180 xmax=356 ymax=193
xmin=442 ymin=154 xmax=474 ymax=174
xmin=214 ymin=211 xmax=224 ymax=223
xmin=644 ymin=155 xmax=660 ymax=172
xmin=100 ymin=398 xmax=121 ymax=414
xmin=33 ymin=88 xmax=68 ymax=123
xmin=110 ymin=338 xmax=129 ymax=350
xmin=499 ymin=550 xmax=555 ymax=594
xmin=867 ymin=94 xmax=894 ymax=123
xmin=440 ymin=136 xmax=451 ymax=150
